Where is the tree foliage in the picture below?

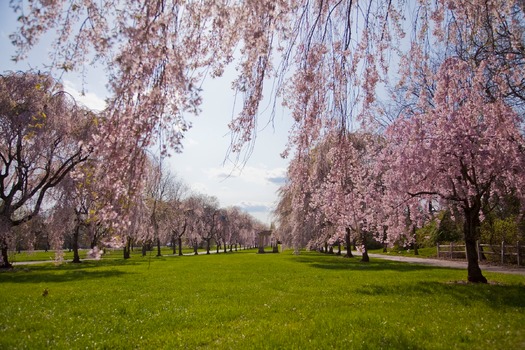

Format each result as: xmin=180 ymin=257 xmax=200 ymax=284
xmin=0 ymin=71 xmax=94 ymax=267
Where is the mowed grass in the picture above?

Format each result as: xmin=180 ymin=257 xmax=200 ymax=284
xmin=1 ymin=250 xmax=524 ymax=349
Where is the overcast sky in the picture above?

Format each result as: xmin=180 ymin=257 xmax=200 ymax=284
xmin=0 ymin=3 xmax=292 ymax=225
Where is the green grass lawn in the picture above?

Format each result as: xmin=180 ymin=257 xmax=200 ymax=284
xmin=1 ymin=250 xmax=524 ymax=349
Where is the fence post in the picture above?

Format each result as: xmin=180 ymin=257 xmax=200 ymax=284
xmin=501 ymin=241 xmax=505 ymax=264
xmin=437 ymin=243 xmax=440 ymax=258
xmin=450 ymin=242 xmax=453 ymax=259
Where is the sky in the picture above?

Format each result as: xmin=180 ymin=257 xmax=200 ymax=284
xmin=0 ymin=3 xmax=292 ymax=225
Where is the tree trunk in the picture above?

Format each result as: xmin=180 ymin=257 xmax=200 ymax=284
xmin=178 ymin=237 xmax=183 ymax=256
xmin=412 ymin=226 xmax=419 ymax=255
xmin=464 ymin=207 xmax=487 ymax=283
xmin=361 ymin=249 xmax=370 ymax=262
xmin=156 ymin=237 xmax=162 ymax=257
xmin=1 ymin=237 xmax=12 ymax=268
xmin=193 ymin=244 xmax=198 ymax=255
xmin=206 ymin=239 xmax=211 ymax=254
xmin=344 ymin=228 xmax=353 ymax=258
xmin=216 ymin=243 xmax=220 ymax=254
xmin=360 ymin=230 xmax=369 ymax=263
xmin=224 ymin=243 xmax=227 ymax=253
xmin=172 ymin=234 xmax=177 ymax=255
xmin=382 ymin=226 xmax=388 ymax=252
xmin=72 ymin=226 xmax=81 ymax=263
xmin=124 ymin=237 xmax=131 ymax=259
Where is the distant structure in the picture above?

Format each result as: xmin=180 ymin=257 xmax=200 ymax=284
xmin=257 ymin=230 xmax=278 ymax=253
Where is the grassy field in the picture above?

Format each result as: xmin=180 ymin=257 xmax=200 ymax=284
xmin=1 ymin=250 xmax=524 ymax=349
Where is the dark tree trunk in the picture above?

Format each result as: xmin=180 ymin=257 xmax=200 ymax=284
xmin=360 ymin=230 xmax=369 ymax=263
xmin=336 ymin=241 xmax=342 ymax=255
xmin=72 ymin=226 xmax=81 ymax=263
xmin=361 ymin=249 xmax=370 ymax=262
xmin=172 ymin=234 xmax=177 ymax=255
xmin=464 ymin=207 xmax=487 ymax=283
xmin=412 ymin=226 xmax=419 ymax=255
xmin=206 ymin=239 xmax=211 ymax=254
xmin=142 ymin=244 xmax=148 ymax=257
xmin=230 ymin=244 xmax=233 ymax=252
xmin=193 ymin=244 xmax=198 ymax=255
xmin=216 ymin=243 xmax=220 ymax=254
xmin=344 ymin=228 xmax=353 ymax=258
xmin=156 ymin=237 xmax=162 ymax=257
xmin=224 ymin=243 xmax=227 ymax=253
xmin=124 ymin=237 xmax=131 ymax=259
xmin=1 ymin=237 xmax=12 ymax=268
xmin=178 ymin=237 xmax=183 ymax=256
xmin=382 ymin=226 xmax=388 ymax=252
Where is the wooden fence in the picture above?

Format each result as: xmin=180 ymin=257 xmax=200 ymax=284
xmin=437 ymin=241 xmax=523 ymax=265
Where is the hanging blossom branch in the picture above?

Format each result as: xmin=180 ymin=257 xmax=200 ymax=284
xmin=7 ymin=0 xmax=525 ymax=212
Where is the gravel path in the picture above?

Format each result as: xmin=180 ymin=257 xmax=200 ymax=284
xmin=352 ymin=251 xmax=525 ymax=276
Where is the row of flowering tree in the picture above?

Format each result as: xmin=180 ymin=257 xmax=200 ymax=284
xmin=0 ymin=71 xmax=263 ymax=267
xmin=274 ymin=57 xmax=525 ymax=283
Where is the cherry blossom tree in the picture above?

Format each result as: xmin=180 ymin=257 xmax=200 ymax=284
xmin=383 ymin=58 xmax=525 ymax=283
xmin=52 ymin=176 xmax=92 ymax=263
xmin=123 ymin=197 xmax=149 ymax=259
xmin=0 ymin=72 xmax=94 ymax=268
xmin=199 ymin=195 xmax=221 ymax=255
xmin=167 ymin=198 xmax=192 ymax=256
xmin=142 ymin=156 xmax=187 ymax=257
xmin=224 ymin=206 xmax=256 ymax=251
xmin=275 ymin=130 xmax=385 ymax=260
xmin=183 ymin=194 xmax=206 ymax=255
xmin=50 ymin=160 xmax=117 ymax=263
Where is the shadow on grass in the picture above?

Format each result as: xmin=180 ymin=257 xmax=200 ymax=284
xmin=292 ymin=253 xmax=441 ymax=273
xmin=0 ymin=259 xmax=140 ymax=284
xmin=355 ymin=281 xmax=525 ymax=309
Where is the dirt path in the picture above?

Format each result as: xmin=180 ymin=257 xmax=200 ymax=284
xmin=351 ymin=251 xmax=525 ymax=276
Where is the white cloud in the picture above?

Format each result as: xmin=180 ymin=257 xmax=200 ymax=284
xmin=206 ymin=165 xmax=287 ymax=186
xmin=189 ymin=182 xmax=209 ymax=194
xmin=63 ymin=80 xmax=107 ymax=111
